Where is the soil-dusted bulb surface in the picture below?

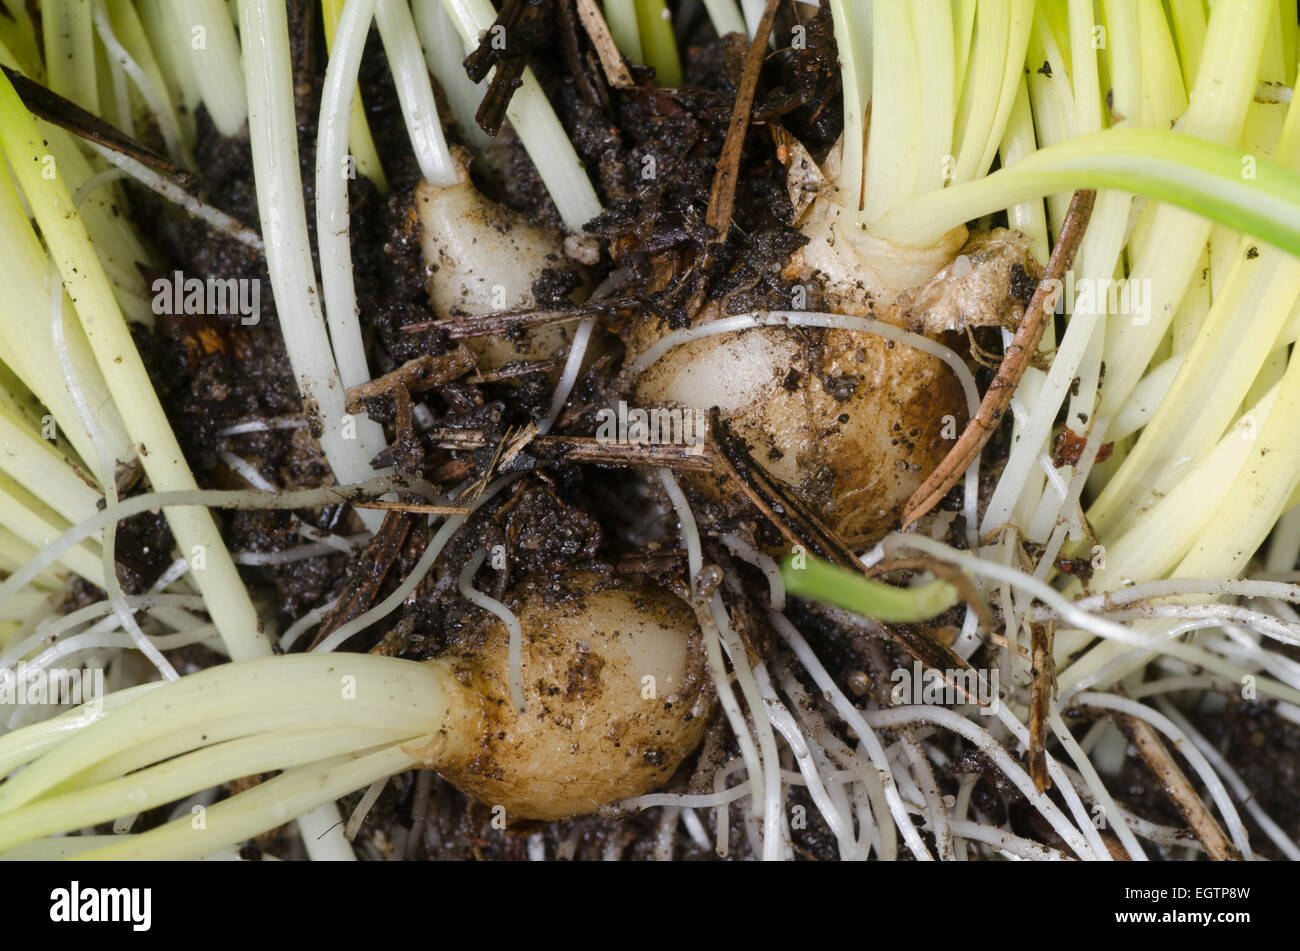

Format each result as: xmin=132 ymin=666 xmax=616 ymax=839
xmin=634 ymin=313 xmax=966 ymax=546
xmin=430 ymin=570 xmax=712 ymax=821
xmin=416 ymin=153 xmax=584 ymax=371
xmin=630 ymin=138 xmax=1038 ymax=547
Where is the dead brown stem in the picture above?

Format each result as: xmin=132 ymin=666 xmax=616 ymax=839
xmin=575 ymin=0 xmax=636 ymax=89
xmin=708 ymin=411 xmax=980 ymax=681
xmin=902 ymin=189 xmax=1097 ymax=527
xmin=1028 ymin=620 xmax=1055 ymax=792
xmin=401 ymin=301 xmax=629 ymax=338
xmin=306 ymin=510 xmax=419 ymax=651
xmin=704 ymin=0 xmax=781 ymax=251
xmin=351 ymin=500 xmax=471 ymax=516
xmin=2 ymin=65 xmax=192 ymax=184
xmin=533 ymin=435 xmax=712 ymax=471
xmin=345 ymin=347 xmax=476 ymax=412
xmin=1114 ymin=712 xmax=1242 ymax=861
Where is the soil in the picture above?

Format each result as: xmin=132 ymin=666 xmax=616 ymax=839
xmin=75 ymin=0 xmax=1299 ymax=860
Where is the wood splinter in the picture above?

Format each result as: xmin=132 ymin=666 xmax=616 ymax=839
xmin=902 ymin=189 xmax=1097 ymax=528
xmin=574 ymin=0 xmax=636 ymax=89
xmin=344 ymin=346 xmax=476 ymax=412
xmin=1113 ymin=711 xmax=1243 ymax=861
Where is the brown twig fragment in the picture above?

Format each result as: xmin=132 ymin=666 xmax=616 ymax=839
xmin=902 ymin=189 xmax=1097 ymax=527
xmin=557 ymin=0 xmax=602 ymax=106
xmin=387 ymin=386 xmax=418 ymax=469
xmin=401 ymin=300 xmax=630 ymax=338
xmin=461 ymin=426 xmax=515 ymax=504
xmin=1028 ymin=619 xmax=1055 ymax=792
xmin=469 ymin=359 xmax=563 ymax=384
xmin=306 ymin=510 xmax=418 ymax=651
xmin=704 ymin=0 xmax=782 ymax=250
xmin=498 ymin=421 xmax=540 ymax=470
xmin=419 ymin=428 xmax=489 ymax=451
xmin=345 ymin=347 xmax=476 ymax=411
xmin=708 ymin=411 xmax=980 ymax=681
xmin=463 ymin=0 xmax=547 ymax=136
xmin=370 ymin=427 xmax=485 ymax=473
xmin=2 ymin=65 xmax=192 ymax=183
xmin=532 ymin=435 xmax=712 ymax=471
xmin=351 ymin=500 xmax=471 ymax=516
xmin=1113 ymin=712 xmax=1243 ymax=861
xmin=574 ymin=0 xmax=636 ymax=89
xmin=709 ymin=409 xmax=857 ymax=564
xmin=430 ymin=457 xmax=474 ymax=485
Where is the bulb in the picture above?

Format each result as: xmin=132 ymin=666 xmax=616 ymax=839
xmin=426 ymin=570 xmax=712 ymax=821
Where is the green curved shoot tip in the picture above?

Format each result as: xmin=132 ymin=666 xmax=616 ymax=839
xmin=779 ymin=551 xmax=959 ymax=623
xmin=872 ymin=128 xmax=1300 ymax=256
